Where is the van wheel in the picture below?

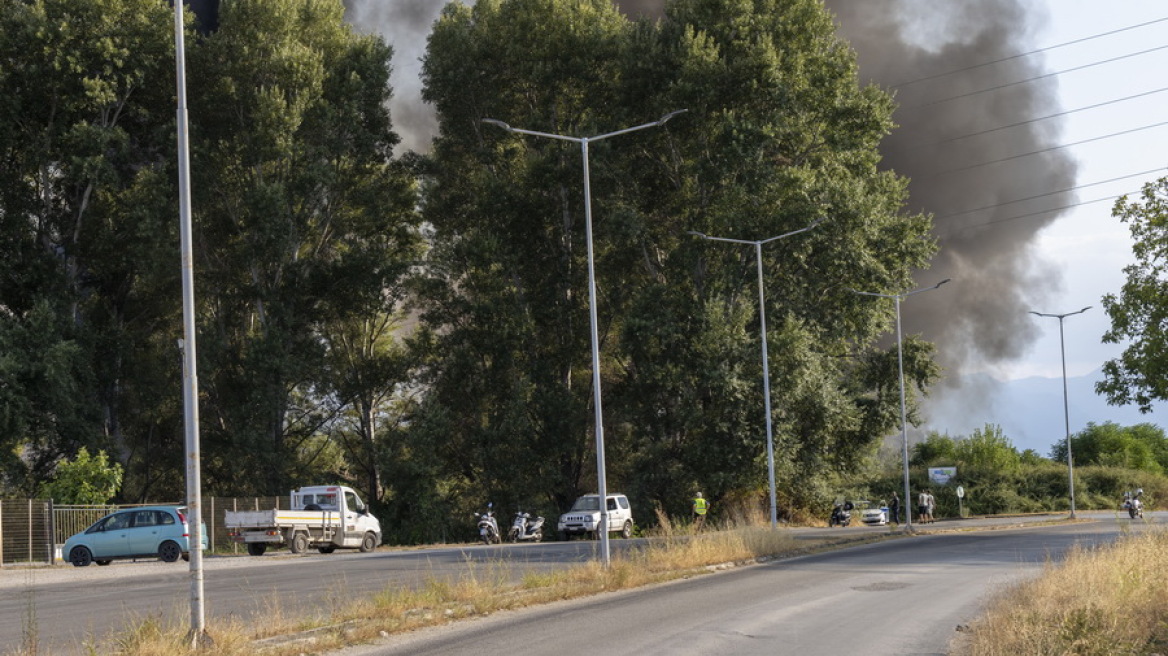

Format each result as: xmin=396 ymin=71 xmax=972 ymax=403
xmin=247 ymin=543 xmax=267 ymax=557
xmin=290 ymin=531 xmax=309 ymax=554
xmin=359 ymin=532 xmax=378 ymax=553
xmin=621 ymin=521 xmax=633 ymax=539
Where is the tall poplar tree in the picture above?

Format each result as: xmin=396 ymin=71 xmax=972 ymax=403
xmin=419 ymin=0 xmax=936 ymax=519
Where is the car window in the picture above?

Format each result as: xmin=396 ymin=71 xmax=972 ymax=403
xmin=157 ymin=510 xmax=176 ymax=525
xmin=345 ymin=490 xmax=365 ymax=513
xmin=104 ymin=512 xmax=132 ymax=531
xmin=607 ymin=498 xmax=618 ymax=511
xmin=618 ymin=497 xmax=629 ymax=510
xmin=132 ymin=511 xmax=158 ymax=527
xmin=570 ymin=497 xmax=599 ymax=512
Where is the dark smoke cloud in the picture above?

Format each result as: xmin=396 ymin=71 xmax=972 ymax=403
xmin=343 ymin=0 xmax=1078 ymax=430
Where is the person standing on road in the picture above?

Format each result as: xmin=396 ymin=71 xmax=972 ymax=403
xmin=926 ymin=490 xmax=937 ymax=524
xmin=918 ymin=489 xmax=930 ymax=524
xmin=889 ymin=492 xmax=900 ymax=526
xmin=692 ymin=492 xmax=709 ymax=532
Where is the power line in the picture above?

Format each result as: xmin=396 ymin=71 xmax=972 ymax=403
xmin=933 ymin=169 xmax=1166 ymax=222
xmin=901 ymin=43 xmax=1168 ymax=110
xmin=902 ymin=87 xmax=1168 ymax=150
xmin=891 ymin=16 xmax=1168 ymax=88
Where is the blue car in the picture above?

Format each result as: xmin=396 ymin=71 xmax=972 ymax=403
xmin=62 ymin=506 xmax=208 ymax=567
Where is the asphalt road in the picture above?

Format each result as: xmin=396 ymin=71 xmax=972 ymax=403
xmin=0 ymin=512 xmax=1150 ymax=654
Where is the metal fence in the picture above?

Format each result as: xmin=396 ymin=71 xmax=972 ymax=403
xmin=1 ymin=496 xmax=284 ymax=566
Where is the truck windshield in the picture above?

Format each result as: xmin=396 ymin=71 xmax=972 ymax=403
xmin=570 ymin=497 xmax=600 ymax=512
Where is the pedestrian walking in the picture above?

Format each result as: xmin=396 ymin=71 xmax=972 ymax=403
xmin=889 ymin=492 xmax=900 ymax=526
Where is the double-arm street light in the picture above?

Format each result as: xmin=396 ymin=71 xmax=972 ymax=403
xmin=1030 ymin=306 xmax=1091 ymax=519
xmin=851 ymin=279 xmax=950 ymax=532
xmin=482 ymin=110 xmax=686 ymax=566
xmin=688 ymin=220 xmax=822 ymax=528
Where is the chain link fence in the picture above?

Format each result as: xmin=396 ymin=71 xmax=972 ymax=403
xmin=1 ymin=496 xmax=283 ymax=566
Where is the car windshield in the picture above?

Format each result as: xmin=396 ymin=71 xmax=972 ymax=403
xmin=570 ymin=497 xmax=600 ymax=512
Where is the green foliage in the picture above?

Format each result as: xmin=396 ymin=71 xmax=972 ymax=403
xmin=417 ymin=0 xmax=934 ymax=526
xmin=1052 ymin=422 xmax=1168 ymax=474
xmin=39 ymin=447 xmax=124 ymax=504
xmin=1099 ymin=177 xmax=1168 ymax=412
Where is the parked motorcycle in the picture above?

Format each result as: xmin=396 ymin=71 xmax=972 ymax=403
xmin=829 ymin=501 xmax=853 ymax=527
xmin=476 ymin=503 xmax=501 ymax=545
xmin=508 ymin=510 xmax=545 ymax=543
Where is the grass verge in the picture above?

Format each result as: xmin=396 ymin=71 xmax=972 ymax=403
xmin=11 ymin=518 xmax=859 ymax=656
xmin=956 ymin=527 xmax=1168 ymax=655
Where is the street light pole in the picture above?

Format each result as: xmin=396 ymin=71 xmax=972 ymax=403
xmin=1030 ymin=306 xmax=1091 ymax=519
xmin=688 ymin=220 xmax=822 ymax=528
xmin=851 ymin=279 xmax=950 ymax=532
xmin=483 ymin=110 xmax=686 ymax=566
xmin=173 ymin=1 xmax=206 ymax=646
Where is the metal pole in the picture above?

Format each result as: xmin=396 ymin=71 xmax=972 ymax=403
xmin=894 ymin=295 xmax=912 ymax=531
xmin=688 ymin=221 xmax=820 ymax=529
xmin=851 ymin=280 xmax=950 ymax=533
xmin=481 ymin=112 xmax=684 ymax=566
xmin=1030 ymin=307 xmax=1089 ymax=519
xmin=174 ymin=2 xmax=206 ymax=644
xmin=754 ymin=243 xmax=778 ymax=529
xmin=580 ymin=137 xmax=611 ymax=565
xmin=1059 ymin=317 xmax=1076 ymax=519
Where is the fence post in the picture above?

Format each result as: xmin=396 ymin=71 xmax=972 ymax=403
xmin=208 ymin=496 xmax=214 ymax=554
xmin=0 ymin=499 xmax=5 ymax=566
xmin=47 ymin=499 xmax=56 ymax=564
xmin=28 ymin=499 xmax=33 ymax=563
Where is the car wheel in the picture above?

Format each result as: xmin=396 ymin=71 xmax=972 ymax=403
xmin=69 ymin=546 xmax=94 ymax=567
xmin=621 ymin=520 xmax=633 ymax=539
xmin=95 ymin=559 xmax=112 ymax=566
xmin=360 ymin=532 xmax=378 ymax=553
xmin=159 ymin=541 xmax=182 ymax=563
xmin=290 ymin=531 xmax=309 ymax=554
xmin=247 ymin=543 xmax=267 ymax=557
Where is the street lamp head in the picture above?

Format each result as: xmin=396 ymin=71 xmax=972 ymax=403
xmin=935 ymin=278 xmax=952 ymax=289
xmin=686 ymin=230 xmax=709 ymax=239
xmin=656 ymin=109 xmax=689 ymax=126
xmin=481 ymin=118 xmax=512 ymax=132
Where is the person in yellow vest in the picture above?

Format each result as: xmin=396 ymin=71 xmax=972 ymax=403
xmin=692 ymin=491 xmax=709 ymax=532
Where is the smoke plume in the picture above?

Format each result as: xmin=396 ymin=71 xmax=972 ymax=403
xmin=342 ymin=0 xmax=1078 ymax=430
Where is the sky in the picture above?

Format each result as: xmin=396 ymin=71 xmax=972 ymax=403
xmin=1006 ymin=0 xmax=1168 ymax=381
xmin=339 ymin=0 xmax=1168 ymax=452
xmin=913 ymin=1 xmax=1168 ymax=452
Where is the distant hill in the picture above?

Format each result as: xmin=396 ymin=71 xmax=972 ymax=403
xmin=919 ymin=368 xmax=1168 ymax=456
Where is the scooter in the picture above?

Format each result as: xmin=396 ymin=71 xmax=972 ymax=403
xmin=508 ymin=510 xmax=545 ymax=542
xmin=476 ymin=503 xmax=501 ymax=545
xmin=829 ymin=501 xmax=853 ymax=527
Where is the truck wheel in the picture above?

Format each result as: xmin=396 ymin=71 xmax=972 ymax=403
xmin=359 ymin=532 xmax=378 ymax=553
xmin=621 ymin=520 xmax=633 ymax=539
xmin=247 ymin=543 xmax=267 ymax=557
xmin=290 ymin=531 xmax=309 ymax=554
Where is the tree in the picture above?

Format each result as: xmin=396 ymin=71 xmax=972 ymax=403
xmin=1099 ymin=176 xmax=1168 ymax=412
xmin=39 ymin=447 xmax=124 ymax=504
xmin=1052 ymin=422 xmax=1167 ymax=475
xmin=417 ymin=0 xmax=935 ymax=519
xmin=0 ymin=0 xmax=178 ymax=496
xmin=186 ymin=0 xmax=421 ymax=494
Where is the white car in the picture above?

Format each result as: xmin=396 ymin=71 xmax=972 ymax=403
xmin=861 ymin=502 xmax=889 ymax=526
xmin=557 ymin=494 xmax=633 ymax=540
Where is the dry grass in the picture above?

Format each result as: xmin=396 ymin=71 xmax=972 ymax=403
xmin=959 ymin=528 xmax=1168 ymax=656
xmin=8 ymin=516 xmax=829 ymax=656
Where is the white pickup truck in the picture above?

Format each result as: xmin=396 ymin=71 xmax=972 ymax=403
xmin=224 ymin=485 xmax=382 ymax=556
